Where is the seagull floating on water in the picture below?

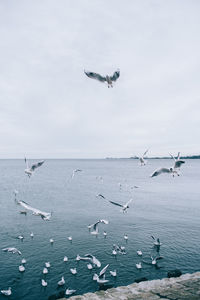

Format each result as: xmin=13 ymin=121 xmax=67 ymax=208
xmin=2 ymin=247 xmax=21 ymax=255
xmin=103 ymin=231 xmax=107 ymax=238
xmin=58 ymin=276 xmax=65 ymax=286
xmin=41 ymin=279 xmax=47 ymax=287
xmin=43 ymin=267 xmax=48 ymax=274
xmin=50 ymin=238 xmax=54 ymax=244
xmin=24 ymin=157 xmax=45 ymax=178
xmin=84 ymin=69 xmax=120 ymax=88
xmin=63 ymin=256 xmax=68 ymax=262
xmin=45 ymin=262 xmax=51 ymax=268
xmin=65 ymin=288 xmax=76 ymax=295
xmin=30 ymin=232 xmax=34 ymax=238
xmin=124 ymin=234 xmax=128 ymax=241
xmin=21 ymin=258 xmax=26 ymax=264
xmin=70 ymin=268 xmax=77 ymax=275
xmin=136 ymin=262 xmax=142 ymax=269
xmin=110 ymin=270 xmax=117 ymax=277
xmin=19 ymin=265 xmax=25 ymax=272
xmin=1 ymin=287 xmax=11 ymax=296
xmin=87 ymin=263 xmax=93 ymax=270
xmin=137 ymin=250 xmax=143 ymax=256
xmin=17 ymin=235 xmax=24 ymax=241
xmin=68 ymin=236 xmax=72 ymax=242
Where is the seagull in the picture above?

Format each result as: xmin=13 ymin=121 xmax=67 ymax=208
xmin=21 ymin=258 xmax=26 ymax=264
xmin=110 ymin=270 xmax=117 ymax=277
xmin=103 ymin=231 xmax=107 ymax=238
xmin=65 ymin=289 xmax=76 ymax=296
xmin=151 ymin=256 xmax=164 ymax=265
xmin=139 ymin=149 xmax=149 ymax=166
xmin=88 ymin=219 xmax=109 ymax=235
xmin=45 ymin=262 xmax=51 ymax=268
xmin=96 ymin=194 xmax=106 ymax=199
xmin=137 ymin=250 xmax=143 ymax=256
xmin=19 ymin=265 xmax=25 ymax=272
xmin=41 ymin=279 xmax=47 ymax=287
xmin=63 ymin=256 xmax=68 ymax=262
xmin=1 ymin=287 xmax=11 ymax=296
xmin=24 ymin=157 xmax=45 ymax=177
xmin=43 ymin=267 xmax=48 ymax=274
xmin=99 ymin=264 xmax=109 ymax=277
xmin=136 ymin=262 xmax=142 ymax=269
xmin=70 ymin=268 xmax=77 ymax=275
xmin=2 ymin=247 xmax=21 ymax=255
xmin=68 ymin=236 xmax=72 ymax=242
xmin=112 ymin=249 xmax=117 ymax=256
xmin=151 ymin=153 xmax=185 ymax=177
xmin=30 ymin=232 xmax=34 ymax=238
xmin=84 ymin=254 xmax=101 ymax=267
xmin=84 ymin=69 xmax=120 ymax=88
xmin=108 ymin=198 xmax=133 ymax=213
xmin=124 ymin=234 xmax=128 ymax=241
xmin=50 ymin=238 xmax=54 ymax=244
xmin=16 ymin=200 xmax=52 ymax=221
xmin=87 ymin=263 xmax=93 ymax=270
xmin=151 ymin=236 xmax=162 ymax=246
xmin=93 ymin=274 xmax=109 ymax=284
xmin=71 ymin=169 xmax=82 ymax=179
xmin=17 ymin=235 xmax=24 ymax=241
xmin=58 ymin=276 xmax=65 ymax=286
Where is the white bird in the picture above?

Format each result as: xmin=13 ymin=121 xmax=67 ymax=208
xmin=70 ymin=268 xmax=77 ymax=275
xmin=19 ymin=265 xmax=25 ymax=272
xmin=2 ymin=247 xmax=21 ymax=255
xmin=1 ymin=287 xmax=11 ymax=296
xmin=65 ymin=289 xmax=76 ymax=295
xmin=137 ymin=250 xmax=143 ymax=256
xmin=58 ymin=276 xmax=65 ymax=286
xmin=99 ymin=264 xmax=109 ymax=277
xmin=151 ymin=236 xmax=162 ymax=246
xmin=151 ymin=256 xmax=164 ymax=265
xmin=21 ymin=258 xmax=26 ymax=264
xmin=24 ymin=157 xmax=45 ymax=177
xmin=43 ymin=267 xmax=48 ymax=274
xmin=103 ymin=231 xmax=107 ymax=238
xmin=84 ymin=69 xmax=120 ymax=88
xmin=151 ymin=153 xmax=185 ymax=177
xmin=112 ymin=249 xmax=117 ymax=256
xmin=139 ymin=149 xmax=149 ymax=166
xmin=17 ymin=235 xmax=24 ymax=241
xmin=93 ymin=274 xmax=109 ymax=284
xmin=136 ymin=262 xmax=142 ymax=269
xmin=88 ymin=219 xmax=109 ymax=235
xmin=71 ymin=169 xmax=82 ymax=179
xmin=41 ymin=279 xmax=47 ymax=287
xmin=87 ymin=263 xmax=93 ymax=270
xmin=124 ymin=234 xmax=128 ymax=241
xmin=30 ymin=232 xmax=34 ymax=238
xmin=68 ymin=236 xmax=72 ymax=242
xmin=63 ymin=256 xmax=68 ymax=262
xmin=108 ymin=198 xmax=133 ymax=213
xmin=50 ymin=238 xmax=54 ymax=244
xmin=16 ymin=200 xmax=52 ymax=221
xmin=110 ymin=270 xmax=117 ymax=277
xmin=45 ymin=262 xmax=51 ymax=268
xmin=84 ymin=254 xmax=101 ymax=268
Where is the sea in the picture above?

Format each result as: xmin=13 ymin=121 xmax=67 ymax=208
xmin=0 ymin=159 xmax=199 ymax=300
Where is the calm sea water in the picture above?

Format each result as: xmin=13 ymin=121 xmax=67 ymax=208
xmin=0 ymin=159 xmax=199 ymax=300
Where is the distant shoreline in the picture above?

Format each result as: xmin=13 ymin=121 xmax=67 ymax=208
xmin=106 ymin=155 xmax=200 ymax=160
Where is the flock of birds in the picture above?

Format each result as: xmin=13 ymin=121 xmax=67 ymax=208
xmin=1 ymin=69 xmax=186 ymax=298
xmin=1 ymin=149 xmax=186 ymax=298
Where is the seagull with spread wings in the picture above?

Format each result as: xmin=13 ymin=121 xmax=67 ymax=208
xmin=108 ymin=198 xmax=133 ymax=213
xmin=24 ymin=157 xmax=45 ymax=177
xmin=87 ymin=219 xmax=109 ymax=235
xmin=84 ymin=69 xmax=120 ymax=88
xmin=151 ymin=152 xmax=185 ymax=177
xmin=16 ymin=200 xmax=52 ymax=221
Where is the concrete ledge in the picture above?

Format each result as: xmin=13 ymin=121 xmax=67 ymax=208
xmin=59 ymin=272 xmax=200 ymax=299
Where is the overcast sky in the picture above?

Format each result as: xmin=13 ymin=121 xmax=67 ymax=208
xmin=0 ymin=0 xmax=199 ymax=158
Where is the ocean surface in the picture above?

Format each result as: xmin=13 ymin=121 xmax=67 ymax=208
xmin=0 ymin=159 xmax=199 ymax=300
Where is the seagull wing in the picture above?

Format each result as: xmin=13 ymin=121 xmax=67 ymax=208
xmin=174 ymin=160 xmax=185 ymax=169
xmin=169 ymin=153 xmax=176 ymax=162
xmin=84 ymin=70 xmax=106 ymax=82
xmin=109 ymin=200 xmax=123 ymax=207
xmin=151 ymin=168 xmax=170 ymax=177
xmin=110 ymin=69 xmax=120 ymax=81
xmin=124 ymin=198 xmax=133 ymax=207
xmin=177 ymin=152 xmax=181 ymax=160
xmin=143 ymin=149 xmax=149 ymax=158
xmin=99 ymin=264 xmax=109 ymax=277
xmin=30 ymin=160 xmax=45 ymax=171
xmin=24 ymin=157 xmax=29 ymax=168
xmin=99 ymin=219 xmax=109 ymax=224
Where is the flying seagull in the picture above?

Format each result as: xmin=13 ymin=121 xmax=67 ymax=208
xmin=16 ymin=200 xmax=52 ymax=221
xmin=151 ymin=236 xmax=162 ymax=246
xmin=151 ymin=152 xmax=185 ymax=177
xmin=84 ymin=254 xmax=101 ymax=267
xmin=84 ymin=69 xmax=120 ymax=88
xmin=139 ymin=149 xmax=149 ymax=166
xmin=87 ymin=219 xmax=109 ymax=235
xmin=24 ymin=157 xmax=45 ymax=177
xmin=108 ymin=198 xmax=133 ymax=213
xmin=2 ymin=247 xmax=22 ymax=255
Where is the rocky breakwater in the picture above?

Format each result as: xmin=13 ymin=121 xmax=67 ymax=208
xmin=59 ymin=271 xmax=200 ymax=300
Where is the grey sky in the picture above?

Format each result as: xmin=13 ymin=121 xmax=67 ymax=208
xmin=0 ymin=0 xmax=199 ymax=158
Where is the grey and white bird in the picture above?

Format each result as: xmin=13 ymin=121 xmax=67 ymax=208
xmin=84 ymin=254 xmax=101 ymax=268
xmin=2 ymin=247 xmax=21 ymax=255
xmin=43 ymin=267 xmax=48 ymax=274
xmin=137 ymin=250 xmax=143 ymax=256
xmin=24 ymin=157 xmax=45 ymax=177
xmin=136 ymin=262 xmax=142 ymax=269
xmin=108 ymin=198 xmax=133 ymax=213
xmin=88 ymin=219 xmax=109 ymax=235
xmin=65 ymin=289 xmax=76 ymax=295
xmin=41 ymin=279 xmax=47 ymax=287
xmin=16 ymin=200 xmax=52 ymax=221
xmin=151 ymin=236 xmax=162 ymax=246
xmin=84 ymin=69 xmax=120 ymax=88
xmin=71 ymin=169 xmax=82 ymax=179
xmin=58 ymin=276 xmax=65 ymax=286
xmin=139 ymin=149 xmax=149 ymax=166
xmin=151 ymin=152 xmax=185 ymax=177
xmin=70 ymin=268 xmax=77 ymax=275
xmin=19 ymin=265 xmax=25 ymax=272
xmin=93 ymin=274 xmax=109 ymax=284
xmin=1 ymin=287 xmax=11 ymax=296
xmin=45 ymin=262 xmax=51 ymax=268
xmin=110 ymin=270 xmax=117 ymax=277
